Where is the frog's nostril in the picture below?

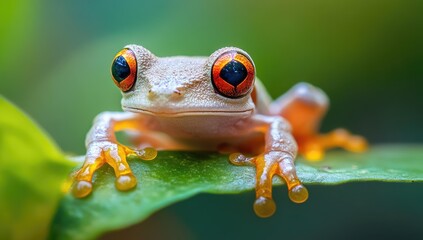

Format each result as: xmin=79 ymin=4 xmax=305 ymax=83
xmin=172 ymin=89 xmax=183 ymax=96
xmin=147 ymin=90 xmax=156 ymax=100
xmin=169 ymin=90 xmax=184 ymax=101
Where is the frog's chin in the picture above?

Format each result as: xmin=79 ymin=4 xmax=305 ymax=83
xmin=122 ymin=106 xmax=254 ymax=117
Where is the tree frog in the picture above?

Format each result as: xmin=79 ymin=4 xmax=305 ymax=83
xmin=71 ymin=45 xmax=367 ymax=217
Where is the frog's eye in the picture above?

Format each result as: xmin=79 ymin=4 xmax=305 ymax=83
xmin=111 ymin=48 xmax=137 ymax=92
xmin=211 ymin=50 xmax=255 ymax=98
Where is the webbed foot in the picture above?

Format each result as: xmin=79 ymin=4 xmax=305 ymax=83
xmin=298 ymin=128 xmax=368 ymax=161
xmin=229 ymin=151 xmax=308 ymax=218
xmin=71 ymin=141 xmax=157 ymax=198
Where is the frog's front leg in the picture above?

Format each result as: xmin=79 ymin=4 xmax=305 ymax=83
xmin=230 ymin=115 xmax=307 ymax=218
xmin=71 ymin=112 xmax=157 ymax=198
xmin=269 ymin=82 xmax=368 ymax=161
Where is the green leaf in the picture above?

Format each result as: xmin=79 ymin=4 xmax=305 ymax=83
xmin=0 ymin=96 xmax=75 ymax=240
xmin=50 ymin=146 xmax=423 ymax=240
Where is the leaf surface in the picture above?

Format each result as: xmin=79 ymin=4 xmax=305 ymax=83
xmin=50 ymin=146 xmax=423 ymax=240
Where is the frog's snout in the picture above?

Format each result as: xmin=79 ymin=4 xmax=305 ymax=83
xmin=147 ymin=87 xmax=184 ymax=102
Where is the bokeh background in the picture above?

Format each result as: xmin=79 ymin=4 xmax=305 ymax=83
xmin=1 ymin=0 xmax=422 ymax=239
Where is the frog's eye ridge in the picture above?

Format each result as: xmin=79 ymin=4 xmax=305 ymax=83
xmin=211 ymin=50 xmax=255 ymax=98
xmin=111 ymin=49 xmax=137 ymax=92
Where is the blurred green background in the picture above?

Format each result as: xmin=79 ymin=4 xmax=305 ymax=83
xmin=1 ymin=0 xmax=422 ymax=239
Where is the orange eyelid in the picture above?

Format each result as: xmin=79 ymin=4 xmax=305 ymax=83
xmin=211 ymin=50 xmax=255 ymax=98
xmin=111 ymin=48 xmax=137 ymax=92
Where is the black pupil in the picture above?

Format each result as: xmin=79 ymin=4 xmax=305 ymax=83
xmin=112 ymin=56 xmax=130 ymax=82
xmin=219 ymin=60 xmax=248 ymax=87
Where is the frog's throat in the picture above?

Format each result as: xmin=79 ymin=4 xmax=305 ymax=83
xmin=122 ymin=106 xmax=254 ymax=117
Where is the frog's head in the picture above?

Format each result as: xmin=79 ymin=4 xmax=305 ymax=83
xmin=111 ymin=44 xmax=256 ymax=117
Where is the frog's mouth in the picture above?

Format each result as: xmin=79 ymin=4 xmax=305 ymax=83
xmin=122 ymin=106 xmax=254 ymax=117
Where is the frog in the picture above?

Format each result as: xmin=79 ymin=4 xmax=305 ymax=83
xmin=71 ymin=44 xmax=367 ymax=217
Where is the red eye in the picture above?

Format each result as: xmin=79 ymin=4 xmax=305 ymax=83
xmin=211 ymin=50 xmax=255 ymax=98
xmin=111 ymin=49 xmax=137 ymax=92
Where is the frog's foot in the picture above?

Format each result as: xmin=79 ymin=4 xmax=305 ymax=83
xmin=298 ymin=128 xmax=368 ymax=161
xmin=229 ymin=151 xmax=308 ymax=218
xmin=71 ymin=141 xmax=157 ymax=198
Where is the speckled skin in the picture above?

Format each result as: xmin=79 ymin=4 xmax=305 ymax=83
xmin=123 ymin=45 xmax=255 ymax=117
xmin=72 ymin=45 xmax=367 ymax=218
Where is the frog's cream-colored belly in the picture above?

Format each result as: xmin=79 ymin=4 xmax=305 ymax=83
xmin=152 ymin=114 xmax=250 ymax=138
xmin=137 ymin=113 xmax=258 ymax=151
